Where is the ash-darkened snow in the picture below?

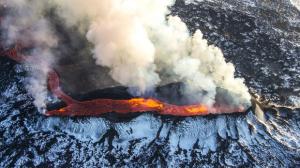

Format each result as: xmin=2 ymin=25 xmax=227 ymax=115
xmin=1 ymin=0 xmax=300 ymax=167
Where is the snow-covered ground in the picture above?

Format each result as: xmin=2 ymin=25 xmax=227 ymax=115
xmin=1 ymin=0 xmax=300 ymax=167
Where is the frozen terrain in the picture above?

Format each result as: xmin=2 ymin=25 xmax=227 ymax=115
xmin=1 ymin=0 xmax=300 ymax=167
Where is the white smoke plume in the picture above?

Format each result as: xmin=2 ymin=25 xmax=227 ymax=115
xmin=53 ymin=0 xmax=250 ymax=107
xmin=1 ymin=0 xmax=251 ymax=109
xmin=1 ymin=0 xmax=57 ymax=112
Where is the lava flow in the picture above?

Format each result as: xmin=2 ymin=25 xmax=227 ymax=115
xmin=1 ymin=46 xmax=245 ymax=117
xmin=46 ymin=98 xmax=244 ymax=116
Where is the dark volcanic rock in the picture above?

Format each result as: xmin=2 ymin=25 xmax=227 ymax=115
xmin=171 ymin=0 xmax=300 ymax=106
xmin=1 ymin=0 xmax=300 ymax=167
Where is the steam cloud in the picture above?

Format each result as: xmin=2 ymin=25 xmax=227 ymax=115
xmin=1 ymin=0 xmax=251 ymax=110
xmin=1 ymin=0 xmax=57 ymax=112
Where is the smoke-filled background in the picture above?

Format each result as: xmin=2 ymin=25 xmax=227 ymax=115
xmin=1 ymin=0 xmax=300 ymax=167
xmin=1 ymin=0 xmax=250 ymax=111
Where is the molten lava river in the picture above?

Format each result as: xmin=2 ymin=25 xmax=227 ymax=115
xmin=1 ymin=46 xmax=244 ymax=117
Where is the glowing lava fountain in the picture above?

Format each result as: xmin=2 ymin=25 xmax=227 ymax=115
xmin=1 ymin=46 xmax=245 ymax=117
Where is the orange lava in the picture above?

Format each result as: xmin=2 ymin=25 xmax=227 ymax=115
xmin=45 ymin=97 xmax=244 ymax=117
xmin=1 ymin=46 xmax=245 ymax=117
xmin=45 ymin=98 xmax=210 ymax=116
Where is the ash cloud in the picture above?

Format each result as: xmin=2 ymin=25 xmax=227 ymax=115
xmin=1 ymin=0 xmax=251 ymax=109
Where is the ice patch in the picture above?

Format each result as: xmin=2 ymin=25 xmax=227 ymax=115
xmin=169 ymin=117 xmax=220 ymax=155
xmin=288 ymin=95 xmax=300 ymax=108
xmin=290 ymin=0 xmax=300 ymax=10
xmin=38 ymin=117 xmax=110 ymax=142
xmin=113 ymin=114 xmax=161 ymax=150
xmin=185 ymin=0 xmax=257 ymax=7
xmin=2 ymin=84 xmax=19 ymax=99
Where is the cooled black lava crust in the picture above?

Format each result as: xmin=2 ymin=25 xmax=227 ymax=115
xmin=0 ymin=0 xmax=300 ymax=167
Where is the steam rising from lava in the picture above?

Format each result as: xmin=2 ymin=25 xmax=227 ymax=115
xmin=1 ymin=0 xmax=251 ymax=111
xmin=1 ymin=0 xmax=57 ymax=112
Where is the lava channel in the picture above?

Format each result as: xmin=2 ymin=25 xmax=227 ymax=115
xmin=1 ymin=46 xmax=245 ymax=117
